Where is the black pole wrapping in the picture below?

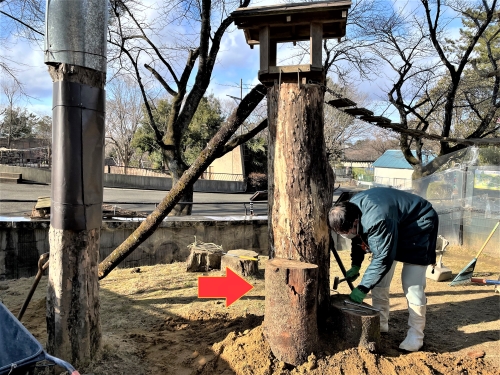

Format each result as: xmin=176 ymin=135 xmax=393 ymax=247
xmin=51 ymin=81 xmax=105 ymax=230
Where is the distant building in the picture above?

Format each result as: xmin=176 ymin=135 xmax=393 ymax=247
xmin=203 ymin=145 xmax=245 ymax=181
xmin=373 ymin=149 xmax=434 ymax=189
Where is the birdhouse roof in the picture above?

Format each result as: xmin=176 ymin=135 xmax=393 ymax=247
xmin=231 ymin=1 xmax=351 ymax=45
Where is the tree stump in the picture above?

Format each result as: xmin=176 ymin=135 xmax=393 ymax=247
xmin=330 ymin=294 xmax=380 ymax=352
xmin=185 ymin=249 xmax=222 ymax=272
xmin=221 ymin=250 xmax=259 ymax=277
xmin=264 ymin=258 xmax=318 ymax=366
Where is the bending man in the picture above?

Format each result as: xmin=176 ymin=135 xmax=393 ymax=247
xmin=328 ymin=187 xmax=438 ymax=352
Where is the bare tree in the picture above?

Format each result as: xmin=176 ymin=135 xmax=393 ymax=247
xmin=107 ymin=0 xmax=261 ymax=215
xmin=324 ymin=80 xmax=372 ymax=163
xmin=106 ymin=77 xmax=143 ymax=170
xmin=366 ymin=0 xmax=499 ymax=184
xmin=0 ymin=0 xmax=45 ymax=89
xmin=1 ymin=77 xmax=21 ymax=147
xmin=98 ymin=84 xmax=267 ymax=279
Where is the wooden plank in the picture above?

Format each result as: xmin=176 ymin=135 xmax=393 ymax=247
xmin=310 ymin=22 xmax=323 ymax=69
xmin=268 ymin=64 xmax=319 ymax=74
xmin=270 ymin=40 xmax=277 ymax=67
xmin=327 ymin=98 xmax=356 ymax=108
xmin=360 ymin=115 xmax=391 ymax=123
xmin=343 ymin=107 xmax=374 ymax=116
xmin=232 ymin=1 xmax=351 ymax=19
xmin=35 ymin=197 xmax=51 ymax=209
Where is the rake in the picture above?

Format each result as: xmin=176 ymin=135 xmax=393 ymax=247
xmin=449 ymin=220 xmax=499 ymax=286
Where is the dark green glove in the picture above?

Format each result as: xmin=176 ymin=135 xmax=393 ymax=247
xmin=345 ymin=266 xmax=360 ymax=281
xmin=349 ymin=287 xmax=367 ymax=303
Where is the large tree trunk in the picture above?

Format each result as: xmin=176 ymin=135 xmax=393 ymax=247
xmin=47 ymin=228 xmax=101 ymax=364
xmin=267 ymin=81 xmax=334 ymax=322
xmin=46 ymin=64 xmax=105 ymax=366
xmin=165 ymin=151 xmax=193 ymax=216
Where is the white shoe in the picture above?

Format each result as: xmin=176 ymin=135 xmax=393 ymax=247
xmin=399 ymin=303 xmax=426 ymax=352
xmin=372 ymin=287 xmax=390 ymax=333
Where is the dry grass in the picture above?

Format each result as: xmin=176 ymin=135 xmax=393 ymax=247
xmin=0 ymin=246 xmax=498 ymax=374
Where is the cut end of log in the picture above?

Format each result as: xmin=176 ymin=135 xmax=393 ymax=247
xmin=329 ymin=294 xmax=381 ymax=352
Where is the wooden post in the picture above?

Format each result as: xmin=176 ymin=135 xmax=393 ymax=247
xmin=264 ymin=258 xmax=318 ymax=365
xmin=310 ymin=23 xmax=323 ymax=69
xmin=267 ymin=81 xmax=334 ymax=320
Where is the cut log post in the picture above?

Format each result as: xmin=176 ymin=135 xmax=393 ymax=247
xmin=330 ymin=294 xmax=381 ymax=352
xmin=221 ymin=250 xmax=259 ymax=277
xmin=185 ymin=249 xmax=222 ymax=272
xmin=264 ymin=258 xmax=318 ymax=366
xmin=267 ymin=81 xmax=334 ymax=320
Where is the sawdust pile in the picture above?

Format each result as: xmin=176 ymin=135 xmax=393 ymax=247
xmin=204 ymin=325 xmax=498 ymax=375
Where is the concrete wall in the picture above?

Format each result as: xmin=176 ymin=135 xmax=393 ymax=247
xmin=0 ymin=165 xmax=51 ymax=184
xmin=0 ymin=216 xmax=268 ymax=280
xmin=0 ymin=165 xmax=246 ymax=192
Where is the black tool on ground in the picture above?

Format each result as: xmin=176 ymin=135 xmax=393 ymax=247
xmin=0 ymin=302 xmax=80 ymax=375
xmin=333 ymin=274 xmax=359 ymax=290
xmin=329 ymin=190 xmax=360 ymax=293
xmin=330 ymin=232 xmax=355 ymax=291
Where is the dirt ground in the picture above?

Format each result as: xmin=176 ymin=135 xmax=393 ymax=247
xmin=1 ymin=245 xmax=499 ymax=375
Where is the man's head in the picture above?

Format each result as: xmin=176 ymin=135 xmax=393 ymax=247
xmin=328 ymin=201 xmax=361 ymax=239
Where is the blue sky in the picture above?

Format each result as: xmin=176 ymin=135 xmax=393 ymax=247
xmin=1 ymin=0 xmax=464 ymax=124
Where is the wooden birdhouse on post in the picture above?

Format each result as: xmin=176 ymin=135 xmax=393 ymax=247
xmin=232 ymin=1 xmax=351 ymax=366
xmin=232 ymin=1 xmax=349 ymax=84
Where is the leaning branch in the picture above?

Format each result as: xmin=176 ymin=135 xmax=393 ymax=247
xmin=98 ymin=84 xmax=267 ymax=279
xmin=216 ymin=118 xmax=268 ymax=157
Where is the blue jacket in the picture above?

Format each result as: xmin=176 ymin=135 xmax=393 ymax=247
xmin=349 ymin=188 xmax=438 ymax=293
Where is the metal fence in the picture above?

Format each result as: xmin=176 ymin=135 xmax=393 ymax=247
xmin=201 ymin=172 xmax=245 ymax=181
xmin=104 ymin=165 xmax=171 ymax=177
xmin=0 ymin=147 xmax=51 ymax=167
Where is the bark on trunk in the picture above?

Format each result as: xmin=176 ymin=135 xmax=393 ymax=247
xmin=165 ymin=151 xmax=193 ymax=216
xmin=264 ymin=258 xmax=318 ymax=366
xmin=267 ymin=81 xmax=334 ymax=321
xmin=47 ymin=227 xmax=101 ymax=366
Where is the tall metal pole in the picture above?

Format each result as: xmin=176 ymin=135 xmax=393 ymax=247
xmin=44 ymin=0 xmax=107 ymax=365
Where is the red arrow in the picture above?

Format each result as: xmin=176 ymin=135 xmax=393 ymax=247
xmin=198 ymin=267 xmax=254 ymax=307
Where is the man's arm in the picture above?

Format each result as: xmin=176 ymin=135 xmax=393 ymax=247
xmin=350 ymin=236 xmax=365 ymax=267
xmin=357 ymin=219 xmax=398 ymax=294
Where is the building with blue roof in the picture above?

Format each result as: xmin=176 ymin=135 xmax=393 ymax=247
xmin=372 ymin=150 xmax=435 ymax=189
